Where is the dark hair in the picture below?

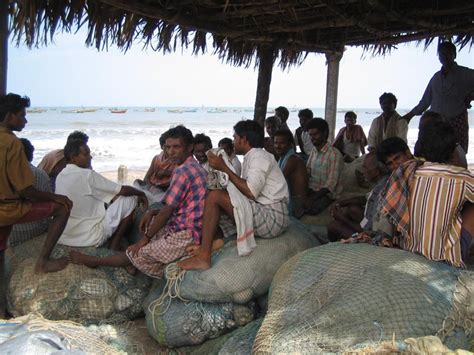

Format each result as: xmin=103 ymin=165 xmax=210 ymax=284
xmin=306 ymin=118 xmax=329 ymax=139
xmin=0 ymin=93 xmax=30 ymax=122
xmin=194 ymin=133 xmax=213 ymax=149
xmin=64 ymin=139 xmax=87 ymax=162
xmin=233 ymin=120 xmax=264 ymax=148
xmin=218 ymin=137 xmax=233 ymax=149
xmin=438 ymin=41 xmax=456 ymax=55
xmin=20 ymin=138 xmax=34 ymax=162
xmin=419 ymin=110 xmax=443 ymax=130
xmin=376 ymin=137 xmax=409 ymax=164
xmin=379 ymin=92 xmax=397 ymax=106
xmin=345 ymin=111 xmax=357 ymax=120
xmin=417 ymin=121 xmax=457 ymax=164
xmin=298 ymin=108 xmax=313 ymax=120
xmin=166 ymin=125 xmax=194 ymax=146
xmin=159 ymin=131 xmax=169 ymax=147
xmin=275 ymin=106 xmax=289 ymax=121
xmin=273 ymin=129 xmax=295 ymax=146
xmin=67 ymin=130 xmax=89 ymax=143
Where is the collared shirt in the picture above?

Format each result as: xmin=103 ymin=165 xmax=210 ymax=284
xmin=306 ymin=142 xmax=343 ymax=199
xmin=242 ymin=148 xmax=289 ymax=205
xmin=412 ymin=62 xmax=474 ymax=118
xmin=406 ymin=163 xmax=473 ymax=267
xmin=0 ymin=127 xmax=34 ymax=226
xmin=56 ymin=164 xmax=122 ymax=247
xmin=163 ymin=156 xmax=207 ymax=243
xmin=367 ymin=111 xmax=407 ymax=149
xmin=10 ymin=164 xmax=52 ymax=246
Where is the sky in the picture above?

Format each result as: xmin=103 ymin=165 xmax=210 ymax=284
xmin=8 ymin=28 xmax=474 ymax=109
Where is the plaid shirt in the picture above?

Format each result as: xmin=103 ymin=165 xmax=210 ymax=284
xmin=163 ymin=156 xmax=207 ymax=243
xmin=306 ymin=142 xmax=343 ymax=199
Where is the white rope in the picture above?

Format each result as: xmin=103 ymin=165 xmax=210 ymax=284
xmin=148 ymin=262 xmax=188 ymax=333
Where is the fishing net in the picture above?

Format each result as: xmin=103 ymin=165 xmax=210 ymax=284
xmin=144 ymin=281 xmax=255 ymax=347
xmin=7 ymin=236 xmax=151 ymax=325
xmin=253 ymin=243 xmax=473 ymax=353
xmin=179 ymin=220 xmax=319 ymax=304
xmin=218 ymin=318 xmax=263 ymax=355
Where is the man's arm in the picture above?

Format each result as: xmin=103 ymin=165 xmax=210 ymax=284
xmin=401 ymin=79 xmax=433 ymax=122
xmin=18 ymin=186 xmax=72 ymax=212
xmin=116 ymin=185 xmax=149 ymax=210
xmin=208 ymin=152 xmax=255 ymax=199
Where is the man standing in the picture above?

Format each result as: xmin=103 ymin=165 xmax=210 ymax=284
xmin=402 ymin=41 xmax=474 ymax=152
xmin=56 ymin=139 xmax=148 ymax=250
xmin=367 ymin=93 xmax=407 ymax=151
xmin=0 ymin=94 xmax=72 ymax=318
xmin=294 ymin=108 xmax=314 ymax=160
xmin=70 ymin=126 xmax=208 ymax=278
xmin=274 ymin=106 xmax=290 ymax=131
xmin=178 ymin=120 xmax=289 ymax=270
xmin=305 ymin=118 xmax=344 ymax=215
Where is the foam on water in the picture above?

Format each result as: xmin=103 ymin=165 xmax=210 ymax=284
xmin=18 ymin=107 xmax=474 ymax=172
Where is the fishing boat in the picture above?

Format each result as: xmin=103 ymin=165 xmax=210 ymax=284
xmin=167 ymin=109 xmax=183 ymax=113
xmin=27 ymin=108 xmax=47 ymax=113
xmin=110 ymin=109 xmax=127 ymax=114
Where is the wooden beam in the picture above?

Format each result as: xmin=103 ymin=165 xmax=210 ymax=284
xmin=253 ymin=47 xmax=274 ymax=127
xmin=0 ymin=1 xmax=8 ymax=95
xmin=324 ymin=50 xmax=343 ymax=142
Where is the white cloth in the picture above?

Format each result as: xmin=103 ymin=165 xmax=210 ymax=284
xmin=210 ymin=148 xmax=256 ymax=256
xmin=230 ymin=155 xmax=242 ymax=176
xmin=101 ymin=195 xmax=138 ymax=246
xmin=343 ymin=133 xmax=362 ymax=157
xmin=242 ymin=148 xmax=289 ymax=205
xmin=56 ymin=164 xmax=122 ymax=247
xmin=367 ymin=112 xmax=408 ymax=149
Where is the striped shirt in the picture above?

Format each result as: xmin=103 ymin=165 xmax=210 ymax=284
xmin=306 ymin=142 xmax=343 ymax=199
xmin=406 ymin=163 xmax=473 ymax=267
xmin=163 ymin=156 xmax=207 ymax=243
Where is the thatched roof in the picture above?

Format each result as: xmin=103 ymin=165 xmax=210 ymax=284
xmin=10 ymin=1 xmax=474 ymax=68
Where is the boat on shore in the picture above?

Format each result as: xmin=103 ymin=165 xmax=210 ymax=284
xmin=27 ymin=108 xmax=47 ymax=113
xmin=110 ymin=109 xmax=127 ymax=114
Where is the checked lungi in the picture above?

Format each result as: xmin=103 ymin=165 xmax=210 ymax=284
xmin=126 ymin=226 xmax=193 ymax=278
xmin=219 ymin=199 xmax=289 ymax=239
xmin=449 ymin=111 xmax=469 ymax=153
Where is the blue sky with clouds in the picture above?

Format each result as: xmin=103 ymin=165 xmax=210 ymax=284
xmin=8 ymin=28 xmax=473 ymax=109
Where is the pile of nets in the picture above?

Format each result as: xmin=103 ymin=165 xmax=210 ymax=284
xmin=7 ymin=235 xmax=151 ymax=325
xmin=253 ymin=242 xmax=473 ymax=353
xmin=145 ymin=220 xmax=319 ymax=347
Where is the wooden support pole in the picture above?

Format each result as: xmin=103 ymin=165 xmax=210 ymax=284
xmin=253 ymin=47 xmax=274 ymax=127
xmin=0 ymin=1 xmax=8 ymax=95
xmin=324 ymin=50 xmax=343 ymax=142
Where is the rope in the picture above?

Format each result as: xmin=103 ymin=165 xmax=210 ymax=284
xmin=148 ymin=262 xmax=187 ymax=333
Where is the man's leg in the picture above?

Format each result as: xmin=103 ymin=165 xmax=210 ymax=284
xmin=104 ymin=196 xmax=138 ymax=250
xmin=109 ymin=213 xmax=134 ymax=251
xmin=178 ymin=190 xmax=234 ymax=270
xmin=69 ymin=251 xmax=131 ymax=268
xmin=35 ymin=202 xmax=70 ymax=273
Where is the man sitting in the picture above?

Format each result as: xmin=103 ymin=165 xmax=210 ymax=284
xmin=70 ymin=126 xmax=208 ymax=278
xmin=274 ymin=106 xmax=290 ymax=131
xmin=193 ymin=133 xmax=213 ymax=171
xmin=56 ymin=139 xmax=148 ymax=250
xmin=0 ymin=94 xmax=72 ymax=318
xmin=273 ymin=129 xmax=308 ymax=218
xmin=9 ymin=138 xmax=52 ymax=246
xmin=305 ymin=118 xmax=344 ymax=215
xmin=327 ymin=152 xmax=389 ymax=241
xmin=376 ymin=137 xmax=413 ymax=173
xmin=178 ymin=120 xmax=290 ymax=270
xmin=381 ymin=121 xmax=473 ymax=266
xmin=218 ymin=137 xmax=241 ymax=176
xmin=263 ymin=116 xmax=281 ymax=158
xmin=294 ymin=108 xmax=314 ymax=160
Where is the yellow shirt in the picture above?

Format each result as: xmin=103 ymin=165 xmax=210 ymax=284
xmin=0 ymin=126 xmax=34 ymax=225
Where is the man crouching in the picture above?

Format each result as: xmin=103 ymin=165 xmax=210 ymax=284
xmin=178 ymin=120 xmax=290 ymax=271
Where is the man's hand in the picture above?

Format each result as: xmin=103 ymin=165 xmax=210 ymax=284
xmin=127 ymin=237 xmax=150 ymax=257
xmin=464 ymin=91 xmax=474 ymax=109
xmin=207 ymin=152 xmax=227 ymax=172
xmin=52 ymin=194 xmax=73 ymax=212
xmin=139 ymin=209 xmax=159 ymax=234
xmin=138 ymin=192 xmax=149 ymax=210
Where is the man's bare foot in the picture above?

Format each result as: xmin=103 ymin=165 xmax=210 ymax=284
xmin=211 ymin=238 xmax=224 ymax=251
xmin=177 ymin=250 xmax=211 ymax=270
xmin=186 ymin=239 xmax=224 ymax=256
xmin=69 ymin=250 xmax=99 ymax=268
xmin=34 ymin=257 xmax=69 ymax=273
xmin=186 ymin=244 xmax=200 ymax=256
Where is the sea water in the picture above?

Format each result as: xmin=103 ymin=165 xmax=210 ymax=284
xmin=18 ymin=107 xmax=474 ymax=172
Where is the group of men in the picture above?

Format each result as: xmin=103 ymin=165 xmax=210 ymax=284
xmin=0 ymin=41 xmax=473 ymax=319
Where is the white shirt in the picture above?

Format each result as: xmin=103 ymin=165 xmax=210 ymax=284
xmin=242 ymin=148 xmax=289 ymax=205
xmin=294 ymin=130 xmax=314 ymax=155
xmin=56 ymin=164 xmax=121 ymax=247
xmin=230 ymin=155 xmax=242 ymax=176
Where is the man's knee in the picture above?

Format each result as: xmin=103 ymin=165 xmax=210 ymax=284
xmin=206 ymin=190 xmax=230 ymax=205
xmin=52 ymin=201 xmax=70 ymax=218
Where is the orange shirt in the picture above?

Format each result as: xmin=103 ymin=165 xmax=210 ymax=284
xmin=0 ymin=126 xmax=34 ymax=225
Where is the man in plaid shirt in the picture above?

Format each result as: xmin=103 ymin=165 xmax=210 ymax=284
xmin=70 ymin=125 xmax=208 ymax=278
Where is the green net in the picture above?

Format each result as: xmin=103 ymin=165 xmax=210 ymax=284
xmin=253 ymin=243 xmax=473 ymax=353
xmin=7 ymin=236 xmax=151 ymax=325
